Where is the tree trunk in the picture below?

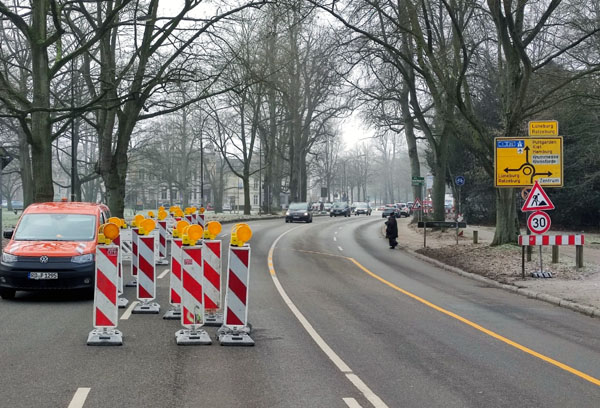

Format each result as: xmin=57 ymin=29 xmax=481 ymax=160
xmin=492 ymin=188 xmax=518 ymax=245
xmin=18 ymin=129 xmax=34 ymax=207
xmin=30 ymin=0 xmax=54 ymax=202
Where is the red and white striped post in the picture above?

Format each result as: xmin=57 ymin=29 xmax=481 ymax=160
xmin=126 ymin=227 xmax=139 ymax=287
xmin=203 ymin=240 xmax=222 ymax=326
xmin=175 ymin=243 xmax=211 ymax=345
xmin=163 ymin=237 xmax=183 ymax=320
xmin=87 ymin=242 xmax=122 ymax=345
xmin=156 ymin=220 xmax=169 ymax=265
xmin=133 ymin=231 xmax=160 ymax=314
xmin=197 ymin=213 xmax=205 ymax=230
xmin=112 ymin=233 xmax=129 ymax=308
xmin=218 ymin=244 xmax=253 ymax=346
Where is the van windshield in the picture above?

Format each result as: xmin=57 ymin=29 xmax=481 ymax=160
xmin=289 ymin=202 xmax=308 ymax=210
xmin=14 ymin=214 xmax=97 ymax=241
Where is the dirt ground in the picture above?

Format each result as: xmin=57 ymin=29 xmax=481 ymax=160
xmin=391 ymin=218 xmax=600 ymax=310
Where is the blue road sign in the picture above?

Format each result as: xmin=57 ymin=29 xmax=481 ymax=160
xmin=496 ymin=140 xmax=524 ymax=148
xmin=455 ymin=176 xmax=465 ymax=186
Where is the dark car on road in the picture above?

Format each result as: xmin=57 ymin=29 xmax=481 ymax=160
xmin=330 ymin=202 xmax=351 ymax=217
xmin=285 ymin=202 xmax=313 ymax=223
xmin=354 ymin=202 xmax=372 ymax=216
xmin=382 ymin=204 xmax=400 ymax=218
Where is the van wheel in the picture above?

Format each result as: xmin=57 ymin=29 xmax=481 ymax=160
xmin=0 ymin=288 xmax=16 ymax=300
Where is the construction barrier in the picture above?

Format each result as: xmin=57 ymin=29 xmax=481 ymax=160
xmin=120 ymin=229 xmax=133 ymax=261
xmin=218 ymin=224 xmax=254 ymax=346
xmin=197 ymin=208 xmax=206 ymax=230
xmin=156 ymin=220 xmax=169 ymax=265
xmin=176 ymin=225 xmax=211 ymax=345
xmin=164 ymin=221 xmax=188 ymax=320
xmin=203 ymin=221 xmax=222 ymax=326
xmin=518 ymin=234 xmax=584 ymax=246
xmin=88 ymin=224 xmax=122 ymax=346
xmin=126 ymin=227 xmax=139 ymax=287
xmin=133 ymin=219 xmax=160 ymax=314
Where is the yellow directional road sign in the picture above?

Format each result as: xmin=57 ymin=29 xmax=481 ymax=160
xmin=529 ymin=120 xmax=558 ymax=136
xmin=494 ymin=137 xmax=563 ymax=187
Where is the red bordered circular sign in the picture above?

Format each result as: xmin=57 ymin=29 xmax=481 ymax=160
xmin=527 ymin=211 xmax=551 ymax=234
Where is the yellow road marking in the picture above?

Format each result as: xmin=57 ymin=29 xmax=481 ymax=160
xmin=348 ymin=257 xmax=600 ymax=387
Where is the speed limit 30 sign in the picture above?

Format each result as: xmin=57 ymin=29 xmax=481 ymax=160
xmin=527 ymin=211 xmax=551 ymax=234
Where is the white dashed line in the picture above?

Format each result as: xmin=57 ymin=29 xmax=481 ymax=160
xmin=338 ymin=246 xmax=343 ymax=251
xmin=343 ymin=398 xmax=363 ymax=408
xmin=68 ymin=388 xmax=90 ymax=408
xmin=333 ymin=237 xmax=337 ymax=242
xmin=157 ymin=269 xmax=169 ymax=279
xmin=120 ymin=301 xmax=139 ymax=320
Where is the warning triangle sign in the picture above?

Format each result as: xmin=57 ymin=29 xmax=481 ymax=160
xmin=521 ymin=181 xmax=555 ymax=211
xmin=412 ymin=198 xmax=422 ymax=209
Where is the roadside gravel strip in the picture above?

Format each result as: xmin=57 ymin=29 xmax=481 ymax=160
xmin=380 ymin=226 xmax=600 ymax=318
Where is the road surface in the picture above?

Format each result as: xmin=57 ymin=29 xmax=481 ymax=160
xmin=1 ymin=215 xmax=599 ymax=407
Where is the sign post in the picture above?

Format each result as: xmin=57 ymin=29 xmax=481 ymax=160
xmin=454 ymin=176 xmax=465 ymax=245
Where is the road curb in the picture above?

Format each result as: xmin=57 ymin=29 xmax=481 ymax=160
xmin=384 ymin=225 xmax=600 ymax=318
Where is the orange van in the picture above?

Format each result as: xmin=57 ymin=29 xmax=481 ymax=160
xmin=0 ymin=202 xmax=111 ymax=299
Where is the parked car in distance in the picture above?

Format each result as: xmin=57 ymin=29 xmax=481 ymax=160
xmin=330 ymin=201 xmax=351 ymax=217
xmin=285 ymin=202 xmax=313 ymax=223
xmin=382 ymin=204 xmax=400 ymax=218
xmin=353 ymin=202 xmax=372 ymax=216
xmin=222 ymin=203 xmax=232 ymax=212
xmin=323 ymin=203 xmax=332 ymax=213
xmin=0 ymin=202 xmax=112 ymax=300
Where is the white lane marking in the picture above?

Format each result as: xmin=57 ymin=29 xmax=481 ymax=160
xmin=68 ymin=388 xmax=91 ymax=408
xmin=346 ymin=374 xmax=388 ymax=408
xmin=338 ymin=246 xmax=343 ymax=251
xmin=157 ymin=269 xmax=169 ymax=279
xmin=335 ymin=231 xmax=338 ymax=235
xmin=120 ymin=301 xmax=139 ymax=320
xmin=333 ymin=237 xmax=337 ymax=242
xmin=268 ymin=228 xmax=388 ymax=408
xmin=343 ymin=398 xmax=363 ymax=408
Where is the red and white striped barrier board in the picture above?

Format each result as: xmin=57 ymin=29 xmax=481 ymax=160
xmin=120 ymin=229 xmax=132 ymax=261
xmin=181 ymin=245 xmax=204 ymax=328
xmin=137 ymin=235 xmax=156 ymax=300
xmin=192 ymin=213 xmax=197 ymax=224
xmin=112 ymin=234 xmax=128 ymax=308
xmin=197 ymin=214 xmax=205 ymax=229
xmin=185 ymin=215 xmax=194 ymax=225
xmin=133 ymin=235 xmax=160 ymax=313
xmin=518 ymin=235 xmax=584 ymax=246
xmin=157 ymin=221 xmax=168 ymax=265
xmin=218 ymin=245 xmax=253 ymax=346
xmin=203 ymin=240 xmax=222 ymax=325
xmin=163 ymin=238 xmax=183 ymax=320
xmin=223 ymin=246 xmax=251 ymax=329
xmin=170 ymin=238 xmax=183 ymax=306
xmin=126 ymin=228 xmax=139 ymax=287
xmin=87 ymin=244 xmax=122 ymax=345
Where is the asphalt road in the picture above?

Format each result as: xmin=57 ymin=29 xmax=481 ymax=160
xmin=1 ymin=215 xmax=600 ymax=407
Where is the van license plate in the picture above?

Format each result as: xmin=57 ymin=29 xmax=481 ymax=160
xmin=29 ymin=272 xmax=59 ymax=280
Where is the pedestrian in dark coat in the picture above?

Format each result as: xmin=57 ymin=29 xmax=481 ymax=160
xmin=385 ymin=214 xmax=398 ymax=249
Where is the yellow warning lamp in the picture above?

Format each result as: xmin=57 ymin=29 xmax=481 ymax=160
xmin=120 ymin=218 xmax=127 ymax=229
xmin=169 ymin=206 xmax=176 ymax=214
xmin=158 ymin=210 xmax=168 ymax=220
xmin=175 ymin=208 xmax=184 ymax=218
xmin=198 ymin=207 xmax=206 ymax=214
xmin=230 ymin=223 xmax=252 ymax=247
xmin=182 ymin=224 xmax=203 ymax=246
xmin=203 ymin=221 xmax=221 ymax=240
xmin=132 ymin=214 xmax=145 ymax=228
xmin=148 ymin=210 xmax=155 ymax=219
xmin=139 ymin=218 xmax=156 ymax=235
xmin=98 ymin=222 xmax=120 ymax=245
xmin=159 ymin=206 xmax=165 ymax=212
xmin=173 ymin=220 xmax=190 ymax=238
xmin=108 ymin=217 xmax=122 ymax=228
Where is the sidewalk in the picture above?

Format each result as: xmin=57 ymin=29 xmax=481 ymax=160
xmin=392 ymin=217 xmax=600 ymax=316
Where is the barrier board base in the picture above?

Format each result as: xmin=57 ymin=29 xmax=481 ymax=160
xmin=203 ymin=311 xmax=223 ymax=326
xmin=118 ymin=297 xmax=129 ymax=309
xmin=163 ymin=306 xmax=182 ymax=320
xmin=132 ymin=301 xmax=160 ymax=314
xmin=175 ymin=328 xmax=212 ymax=345
xmin=87 ymin=328 xmax=123 ymax=346
xmin=156 ymin=259 xmax=169 ymax=265
xmin=217 ymin=326 xmax=254 ymax=346
xmin=125 ymin=280 xmax=137 ymax=287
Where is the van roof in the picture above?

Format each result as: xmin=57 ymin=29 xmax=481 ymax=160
xmin=24 ymin=202 xmax=107 ymax=215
